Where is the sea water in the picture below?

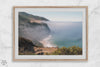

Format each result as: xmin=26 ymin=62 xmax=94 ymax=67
xmin=45 ymin=21 xmax=82 ymax=48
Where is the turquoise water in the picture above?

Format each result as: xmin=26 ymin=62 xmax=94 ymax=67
xmin=47 ymin=21 xmax=82 ymax=48
xmin=52 ymin=39 xmax=82 ymax=48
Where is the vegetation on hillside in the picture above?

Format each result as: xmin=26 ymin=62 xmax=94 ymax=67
xmin=19 ymin=37 xmax=43 ymax=55
xmin=19 ymin=12 xmax=49 ymax=21
xmin=19 ymin=37 xmax=82 ymax=55
xmin=46 ymin=46 xmax=82 ymax=55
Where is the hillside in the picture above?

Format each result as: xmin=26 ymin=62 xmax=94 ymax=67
xmin=19 ymin=12 xmax=49 ymax=22
xmin=19 ymin=12 xmax=51 ymax=47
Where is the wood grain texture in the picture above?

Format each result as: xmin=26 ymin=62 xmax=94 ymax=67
xmin=13 ymin=6 xmax=88 ymax=61
xmin=13 ymin=7 xmax=15 ymax=61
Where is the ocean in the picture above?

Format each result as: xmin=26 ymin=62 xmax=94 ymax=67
xmin=46 ymin=21 xmax=82 ymax=48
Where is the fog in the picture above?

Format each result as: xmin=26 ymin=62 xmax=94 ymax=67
xmin=19 ymin=21 xmax=82 ymax=47
xmin=46 ymin=21 xmax=82 ymax=41
xmin=46 ymin=21 xmax=82 ymax=48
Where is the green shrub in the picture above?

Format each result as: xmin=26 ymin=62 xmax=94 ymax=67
xmin=47 ymin=46 xmax=82 ymax=55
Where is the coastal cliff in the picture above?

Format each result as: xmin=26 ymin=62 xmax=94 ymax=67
xmin=19 ymin=12 xmax=51 ymax=47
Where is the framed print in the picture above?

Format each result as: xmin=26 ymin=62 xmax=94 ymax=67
xmin=13 ymin=6 xmax=88 ymax=61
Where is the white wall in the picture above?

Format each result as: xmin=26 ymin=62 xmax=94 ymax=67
xmin=0 ymin=0 xmax=100 ymax=67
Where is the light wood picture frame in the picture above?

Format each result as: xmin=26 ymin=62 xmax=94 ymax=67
xmin=13 ymin=6 xmax=88 ymax=61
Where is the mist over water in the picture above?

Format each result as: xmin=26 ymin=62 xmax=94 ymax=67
xmin=19 ymin=20 xmax=82 ymax=48
xmin=44 ymin=21 xmax=82 ymax=48
xmin=39 ymin=35 xmax=57 ymax=47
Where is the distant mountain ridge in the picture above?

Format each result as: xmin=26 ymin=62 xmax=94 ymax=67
xmin=19 ymin=12 xmax=49 ymax=22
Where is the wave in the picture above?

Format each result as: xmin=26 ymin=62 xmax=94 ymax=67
xmin=39 ymin=35 xmax=57 ymax=47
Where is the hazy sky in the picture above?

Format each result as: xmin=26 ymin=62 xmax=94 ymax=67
xmin=27 ymin=11 xmax=83 ymax=21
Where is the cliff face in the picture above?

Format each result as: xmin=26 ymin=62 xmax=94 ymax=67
xmin=19 ymin=12 xmax=51 ymax=47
